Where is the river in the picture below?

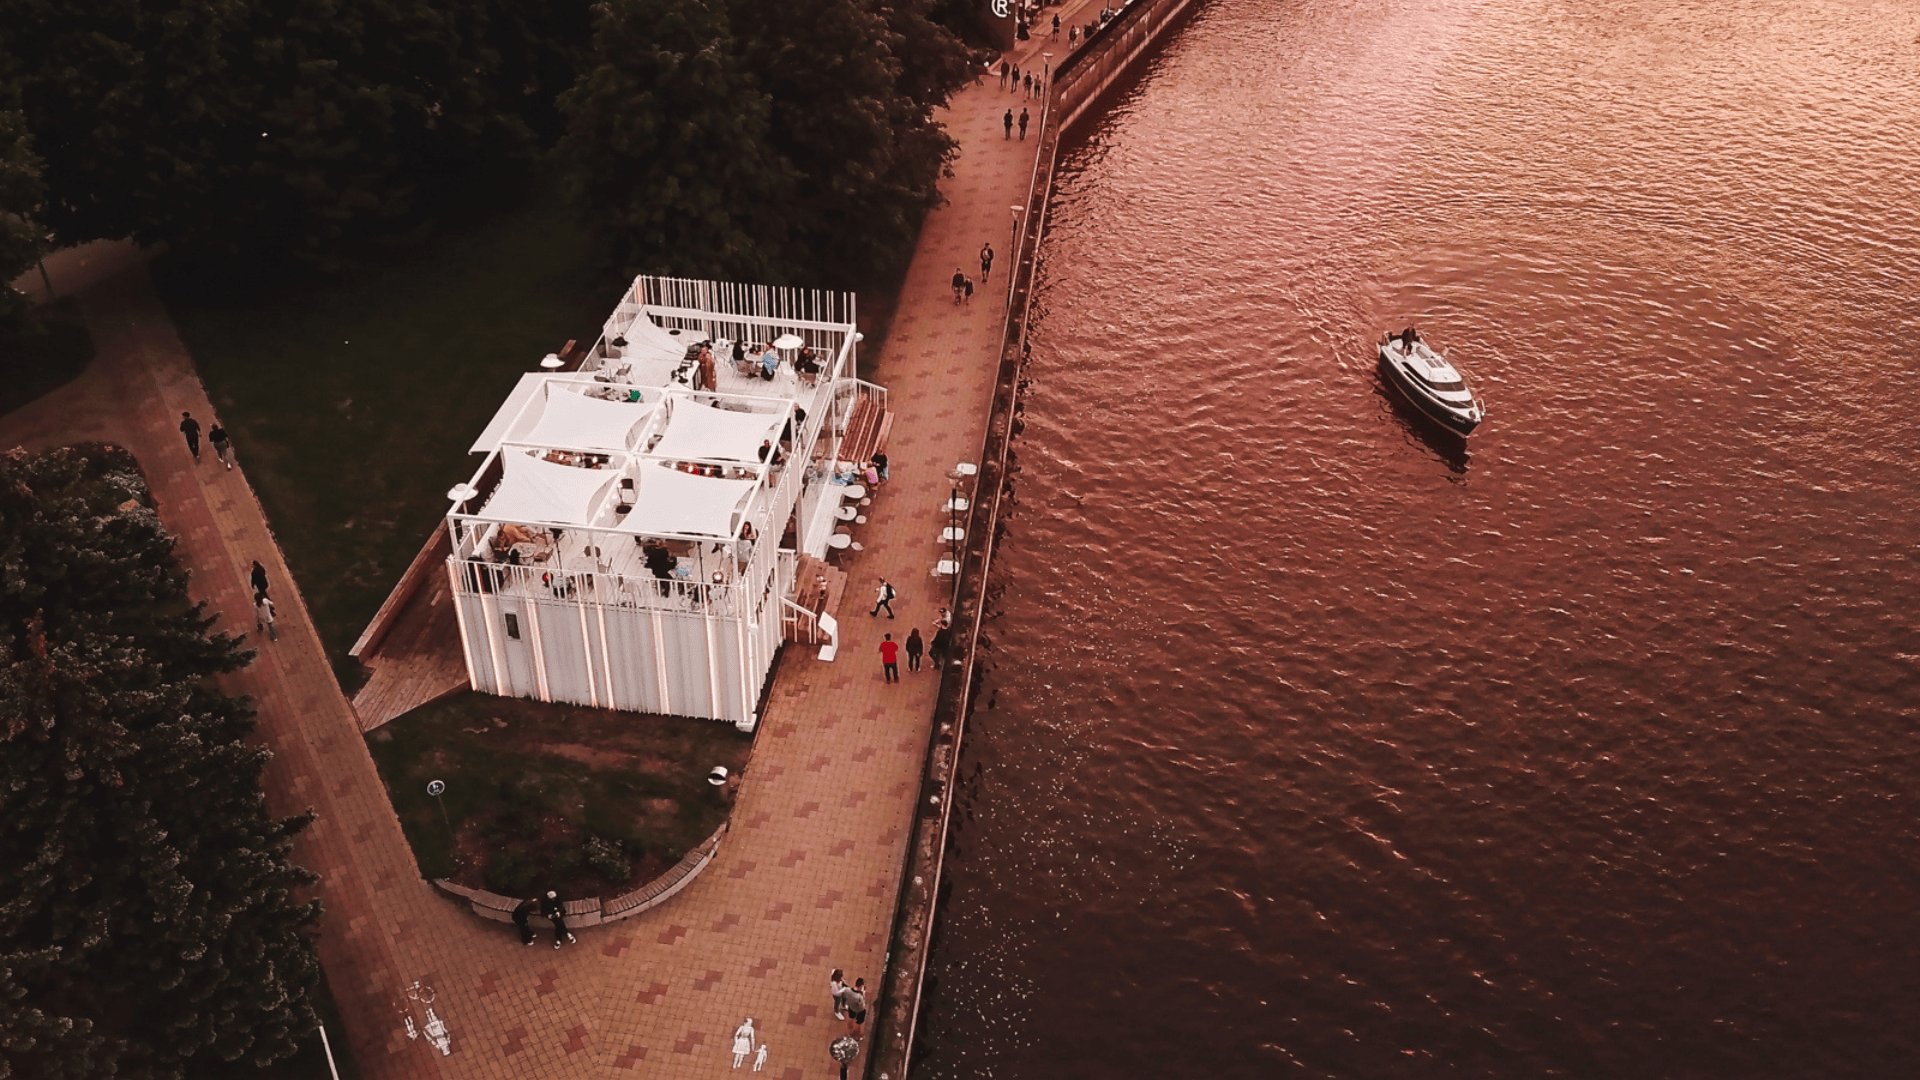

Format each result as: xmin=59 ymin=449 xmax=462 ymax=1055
xmin=915 ymin=0 xmax=1920 ymax=1076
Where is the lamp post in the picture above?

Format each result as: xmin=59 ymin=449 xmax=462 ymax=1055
xmin=1007 ymin=205 xmax=1024 ymax=298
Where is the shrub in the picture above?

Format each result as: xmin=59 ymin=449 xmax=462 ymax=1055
xmin=584 ymin=836 xmax=631 ymax=882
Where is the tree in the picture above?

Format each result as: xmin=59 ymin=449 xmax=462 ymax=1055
xmin=0 ymin=446 xmax=322 ymax=1080
xmin=0 ymin=0 xmax=537 ymax=267
xmin=0 ymin=95 xmax=45 ymax=327
xmin=559 ymin=0 xmax=796 ymax=281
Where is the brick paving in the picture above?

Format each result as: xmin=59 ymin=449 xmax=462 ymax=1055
xmin=0 ymin=16 xmax=1092 ymax=1078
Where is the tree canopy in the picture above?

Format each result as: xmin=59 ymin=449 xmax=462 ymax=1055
xmin=0 ymin=446 xmax=321 ymax=1080
xmin=562 ymin=0 xmax=975 ymax=288
xmin=0 ymin=0 xmax=591 ymax=269
xmin=0 ymin=97 xmax=45 ymax=326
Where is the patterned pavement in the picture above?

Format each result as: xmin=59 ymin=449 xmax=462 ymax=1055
xmin=0 ymin=17 xmax=1088 ymax=1078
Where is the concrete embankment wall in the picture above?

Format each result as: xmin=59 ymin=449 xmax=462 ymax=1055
xmin=869 ymin=0 xmax=1209 ymax=1075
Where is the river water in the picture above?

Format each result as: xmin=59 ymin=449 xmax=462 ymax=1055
xmin=915 ymin=0 xmax=1920 ymax=1076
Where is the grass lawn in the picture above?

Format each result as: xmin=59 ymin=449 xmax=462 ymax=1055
xmin=153 ymin=190 xmax=619 ymax=685
xmin=0 ymin=302 xmax=96 ymax=418
xmin=367 ymin=693 xmax=753 ymax=897
xmin=152 ymin=184 xmax=915 ymax=691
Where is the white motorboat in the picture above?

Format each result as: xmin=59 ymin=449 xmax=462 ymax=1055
xmin=1377 ymin=330 xmax=1484 ymax=436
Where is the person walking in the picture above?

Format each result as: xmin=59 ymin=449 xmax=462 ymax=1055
xmin=1003 ymin=107 xmax=1013 ymax=139
xmin=980 ymin=241 xmax=994 ymax=282
xmin=930 ymin=623 xmax=953 ymax=667
xmin=540 ymin=890 xmax=576 ymax=948
xmin=512 ymin=897 xmax=538 ymax=946
xmin=830 ymin=969 xmax=848 ymax=1019
xmin=998 ymin=59 xmax=1009 ymax=89
xmin=905 ymin=628 xmax=924 ymax=672
xmin=254 ymin=593 xmax=277 ymax=642
xmin=951 ymin=267 xmax=967 ymax=304
xmin=250 ymin=559 xmax=270 ymax=599
xmin=1018 ymin=107 xmax=1030 ymax=140
xmin=1023 ymin=71 xmax=1033 ymax=99
xmin=179 ymin=411 xmax=202 ymax=461
xmin=871 ymin=578 xmax=896 ymax=618
xmin=209 ymin=422 xmax=234 ymax=470
xmin=963 ymin=275 xmax=974 ymax=306
xmin=1052 ymin=11 xmax=1061 ymax=36
xmin=731 ymin=1018 xmax=756 ymax=1068
xmin=879 ymin=634 xmax=900 ymax=683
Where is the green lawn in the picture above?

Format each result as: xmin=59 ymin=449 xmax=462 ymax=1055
xmin=366 ymin=693 xmax=751 ymax=892
xmin=154 ymin=192 xmax=617 ymax=683
xmin=0 ymin=302 xmax=95 ymax=418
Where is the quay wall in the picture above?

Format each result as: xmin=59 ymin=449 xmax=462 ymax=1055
xmin=868 ymin=0 xmax=1210 ymax=1075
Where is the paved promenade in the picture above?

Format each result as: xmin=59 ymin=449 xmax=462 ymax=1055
xmin=0 ymin=20 xmax=1082 ymax=1080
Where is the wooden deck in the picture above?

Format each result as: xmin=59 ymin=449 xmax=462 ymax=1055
xmin=788 ymin=554 xmax=848 ymax=644
xmin=351 ymin=539 xmax=469 ymax=731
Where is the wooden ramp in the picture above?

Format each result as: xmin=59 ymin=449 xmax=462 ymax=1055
xmin=350 ymin=523 xmax=470 ymax=731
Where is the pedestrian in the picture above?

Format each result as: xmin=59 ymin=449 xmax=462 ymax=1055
xmin=1023 ymin=71 xmax=1033 ymax=98
xmin=250 ymin=560 xmax=270 ymax=598
xmin=880 ymin=633 xmax=900 ymax=683
xmin=512 ymin=896 xmax=538 ymax=946
xmin=830 ymin=969 xmax=848 ymax=1018
xmin=845 ymin=978 xmax=869 ymax=1032
xmin=871 ymin=451 xmax=889 ymax=481
xmin=906 ymin=628 xmax=924 ymax=672
xmin=1052 ymin=12 xmax=1060 ymax=36
xmin=930 ymin=624 xmax=952 ymax=667
xmin=980 ymin=241 xmax=994 ymax=282
xmin=871 ymin=578 xmax=896 ymax=618
xmin=179 ymin=411 xmax=201 ymax=461
xmin=209 ymin=422 xmax=234 ymax=470
xmin=254 ymin=593 xmax=277 ymax=642
xmin=539 ymin=889 xmax=575 ymax=949
xmin=963 ymin=275 xmax=974 ymax=306
xmin=951 ymin=266 xmax=967 ymax=304
xmin=1018 ymin=107 xmax=1030 ymax=140
xmin=1070 ymin=24 xmax=1078 ymax=46
xmin=1003 ymin=108 xmax=1013 ymax=139
xmin=1010 ymin=62 xmax=1019 ymax=92
xmin=998 ymin=59 xmax=1009 ymax=88
xmin=731 ymin=1018 xmax=756 ymax=1068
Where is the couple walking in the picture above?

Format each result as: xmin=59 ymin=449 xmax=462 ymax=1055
xmin=828 ymin=969 xmax=869 ymax=1031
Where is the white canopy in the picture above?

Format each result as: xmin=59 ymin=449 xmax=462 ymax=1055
xmin=514 ymin=387 xmax=656 ymax=452
xmin=620 ymin=315 xmax=702 ymax=365
xmin=468 ymin=373 xmax=547 ymax=453
xmin=649 ymin=398 xmax=787 ymax=464
xmin=616 ymin=462 xmax=760 ymax=540
xmin=479 ymin=450 xmax=615 ymax=525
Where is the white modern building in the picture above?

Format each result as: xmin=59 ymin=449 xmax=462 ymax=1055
xmin=443 ymin=276 xmax=887 ymax=730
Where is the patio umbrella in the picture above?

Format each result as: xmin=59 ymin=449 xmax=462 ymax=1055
xmin=772 ymin=333 xmax=805 ymax=350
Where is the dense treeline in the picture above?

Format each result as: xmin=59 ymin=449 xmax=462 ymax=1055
xmin=0 ymin=446 xmax=321 ymax=1080
xmin=0 ymin=0 xmax=976 ymax=315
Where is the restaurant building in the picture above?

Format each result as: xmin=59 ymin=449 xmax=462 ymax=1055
xmin=442 ymin=276 xmax=885 ymax=730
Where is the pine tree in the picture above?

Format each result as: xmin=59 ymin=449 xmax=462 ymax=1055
xmin=0 ymin=446 xmax=322 ymax=1080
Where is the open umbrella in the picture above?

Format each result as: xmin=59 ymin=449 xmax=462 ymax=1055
xmin=772 ymin=333 xmax=806 ymax=350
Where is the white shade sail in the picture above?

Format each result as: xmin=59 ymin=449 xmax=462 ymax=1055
xmin=620 ymin=315 xmax=702 ymax=365
xmin=514 ymin=387 xmax=656 ymax=452
xmin=479 ymin=450 xmax=615 ymax=525
xmin=616 ymin=462 xmax=760 ymax=540
xmin=468 ymin=373 xmax=547 ymax=453
xmin=650 ymin=398 xmax=787 ymax=464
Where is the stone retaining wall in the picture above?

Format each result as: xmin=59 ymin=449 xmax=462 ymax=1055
xmin=431 ymin=822 xmax=727 ymax=929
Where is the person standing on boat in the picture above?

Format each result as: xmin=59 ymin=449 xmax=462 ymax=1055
xmin=1401 ymin=326 xmax=1418 ymax=351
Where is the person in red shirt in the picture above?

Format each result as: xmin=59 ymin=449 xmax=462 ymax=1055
xmin=879 ymin=634 xmax=900 ymax=683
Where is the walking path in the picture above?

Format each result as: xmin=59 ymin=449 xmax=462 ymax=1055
xmin=0 ymin=17 xmax=1088 ymax=1079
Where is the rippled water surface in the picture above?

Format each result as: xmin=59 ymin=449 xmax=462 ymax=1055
xmin=916 ymin=0 xmax=1920 ymax=1076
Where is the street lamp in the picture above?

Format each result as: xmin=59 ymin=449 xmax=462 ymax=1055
xmin=1007 ymin=205 xmax=1024 ymax=291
